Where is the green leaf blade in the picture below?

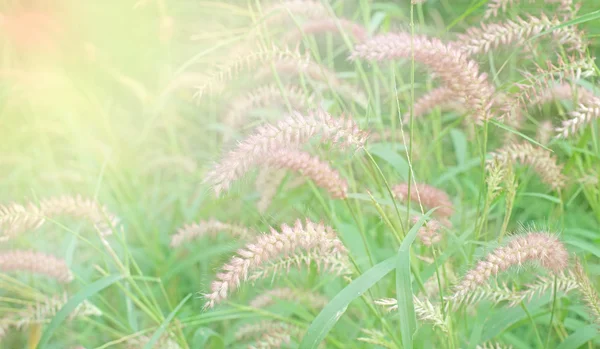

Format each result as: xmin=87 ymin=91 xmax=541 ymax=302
xmin=298 ymin=256 xmax=397 ymax=349
xmin=37 ymin=274 xmax=125 ymax=348
xmin=396 ymin=210 xmax=433 ymax=349
xmin=143 ymin=293 xmax=192 ymax=349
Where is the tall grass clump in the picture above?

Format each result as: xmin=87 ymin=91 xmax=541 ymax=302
xmin=2 ymin=0 xmax=600 ymax=348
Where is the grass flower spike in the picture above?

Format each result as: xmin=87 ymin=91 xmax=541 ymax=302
xmin=170 ymin=219 xmax=251 ymax=247
xmin=204 ymin=109 xmax=366 ymax=196
xmin=449 ymin=232 xmax=568 ymax=303
xmin=0 ymin=250 xmax=74 ymax=283
xmin=556 ymin=96 xmax=600 ymax=138
xmin=463 ymin=272 xmax=578 ymax=307
xmin=38 ymin=195 xmax=119 ymax=237
xmin=350 ymin=32 xmax=496 ymax=122
xmin=484 ymin=0 xmax=575 ymax=19
xmin=224 ymin=84 xmax=314 ymax=131
xmin=457 ymin=14 xmax=585 ymax=55
xmin=0 ymin=203 xmax=45 ymax=241
xmin=375 ymin=297 xmax=448 ymax=332
xmin=263 ymin=149 xmax=348 ymax=199
xmin=195 ymin=46 xmax=305 ymax=98
xmin=284 ymin=18 xmax=368 ymax=44
xmin=573 ymin=259 xmax=600 ymax=326
xmin=412 ymin=216 xmax=443 ymax=246
xmin=236 ymin=320 xmax=304 ymax=348
xmin=0 ymin=195 xmax=118 ymax=241
xmin=249 ymin=287 xmax=329 ymax=309
xmin=488 ymin=142 xmax=566 ymax=189
xmin=262 ymin=0 xmax=329 ymax=24
xmin=392 ymin=182 xmax=454 ymax=219
xmin=406 ymin=87 xmax=461 ymax=121
xmin=2 ymin=293 xmax=101 ymax=330
xmin=203 ymin=219 xmax=349 ymax=308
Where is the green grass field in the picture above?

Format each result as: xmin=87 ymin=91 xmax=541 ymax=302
xmin=1 ymin=0 xmax=600 ymax=348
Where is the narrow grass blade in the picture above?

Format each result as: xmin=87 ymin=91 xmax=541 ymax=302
xmin=518 ymin=192 xmax=562 ymax=204
xmin=556 ymin=324 xmax=599 ymax=349
xmin=450 ymin=129 xmax=468 ymax=167
xmin=368 ymin=143 xmax=409 ymax=180
xmin=143 ymin=293 xmax=192 ymax=349
xmin=550 ymin=10 xmax=600 ymax=30
xmin=192 ymin=327 xmax=225 ymax=348
xmin=489 ymin=120 xmax=549 ymax=150
xmin=445 ymin=0 xmax=487 ymax=30
xmin=565 ymin=239 xmax=600 ymax=258
xmin=298 ymin=256 xmax=397 ymax=349
xmin=396 ymin=210 xmax=433 ymax=349
xmin=163 ymin=243 xmax=239 ymax=281
xmin=37 ymin=274 xmax=125 ymax=348
xmin=481 ymin=298 xmax=548 ymax=342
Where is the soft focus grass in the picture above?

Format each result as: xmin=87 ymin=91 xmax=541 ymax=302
xmin=1 ymin=0 xmax=600 ymax=348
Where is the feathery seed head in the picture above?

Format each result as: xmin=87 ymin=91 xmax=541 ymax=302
xmin=38 ymin=195 xmax=119 ymax=236
xmin=0 ymin=203 xmax=45 ymax=241
xmin=284 ymin=18 xmax=368 ymax=44
xmin=255 ymin=54 xmax=368 ymax=106
xmin=0 ymin=250 xmax=74 ymax=283
xmin=204 ymin=110 xmax=366 ymax=196
xmin=170 ymin=219 xmax=251 ymax=247
xmin=392 ymin=182 xmax=454 ymax=219
xmin=375 ymin=296 xmax=448 ymax=332
xmin=357 ymin=329 xmax=395 ymax=349
xmin=449 ymin=232 xmax=568 ymax=303
xmin=262 ymin=0 xmax=329 ymax=24
xmin=457 ymin=14 xmax=585 ymax=56
xmin=533 ymin=83 xmax=596 ymax=107
xmin=573 ymin=259 xmax=600 ymax=326
xmin=412 ymin=216 xmax=443 ymax=246
xmin=13 ymin=294 xmax=101 ymax=330
xmin=0 ymin=196 xmax=118 ymax=240
xmin=264 ymin=149 xmax=348 ymax=199
xmin=236 ymin=320 xmax=306 ymax=349
xmin=203 ymin=219 xmax=349 ymax=309
xmin=224 ymin=84 xmax=315 ymax=131
xmin=249 ymin=287 xmax=329 ymax=309
xmin=350 ymin=32 xmax=496 ymax=122
xmin=195 ymin=46 xmax=305 ymax=99
xmin=537 ymin=121 xmax=554 ymax=145
xmin=404 ymin=87 xmax=462 ymax=122
xmin=556 ymin=96 xmax=600 ymax=139
xmin=488 ymin=142 xmax=566 ymax=189
xmin=484 ymin=0 xmax=575 ymax=20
